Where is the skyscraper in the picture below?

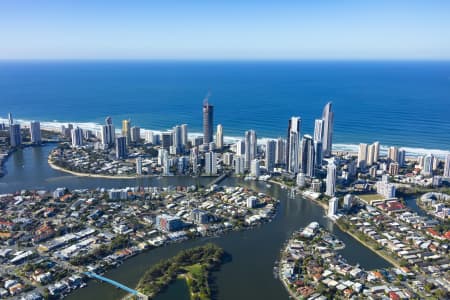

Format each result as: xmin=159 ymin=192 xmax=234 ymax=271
xmin=162 ymin=149 xmax=170 ymax=176
xmin=181 ymin=124 xmax=188 ymax=148
xmin=104 ymin=116 xmax=115 ymax=147
xmin=100 ymin=125 xmax=109 ymax=146
xmin=30 ymin=121 xmax=41 ymax=144
xmin=136 ymin=157 xmax=143 ymax=175
xmin=172 ymin=125 xmax=183 ymax=154
xmin=286 ymin=117 xmax=301 ymax=174
xmin=216 ymin=124 xmax=223 ymax=150
xmin=265 ymin=139 xmax=276 ymax=172
xmin=121 ymin=119 xmax=131 ymax=145
xmin=322 ymin=102 xmax=334 ymax=157
xmin=275 ymin=137 xmax=286 ymax=166
xmin=71 ymin=127 xmax=83 ymax=147
xmin=313 ymin=119 xmax=324 ymax=143
xmin=398 ymin=149 xmax=406 ymax=167
xmin=234 ymin=156 xmax=245 ymax=175
xmin=205 ymin=151 xmax=217 ymax=175
xmin=250 ymin=159 xmax=260 ymax=178
xmin=367 ymin=143 xmax=375 ymax=166
xmin=388 ymin=146 xmax=399 ymax=162
xmin=325 ymin=162 xmax=336 ymax=197
xmin=236 ymin=140 xmax=245 ymax=155
xmin=444 ymin=154 xmax=450 ymax=178
xmin=190 ymin=147 xmax=199 ymax=174
xmin=10 ymin=123 xmax=21 ymax=147
xmin=358 ymin=143 xmax=368 ymax=169
xmin=8 ymin=112 xmax=13 ymax=126
xmin=422 ymin=154 xmax=434 ymax=177
xmin=160 ymin=132 xmax=172 ymax=150
xmin=115 ymin=136 xmax=127 ymax=159
xmin=131 ymin=126 xmax=140 ymax=143
xmin=328 ymin=197 xmax=338 ymax=217
xmin=373 ymin=141 xmax=380 ymax=162
xmin=203 ymin=98 xmax=213 ymax=144
xmin=244 ymin=130 xmax=257 ymax=169
xmin=313 ymin=140 xmax=323 ymax=168
xmin=300 ymin=135 xmax=315 ymax=177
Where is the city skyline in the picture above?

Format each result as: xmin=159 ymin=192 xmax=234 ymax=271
xmin=0 ymin=2 xmax=449 ymax=299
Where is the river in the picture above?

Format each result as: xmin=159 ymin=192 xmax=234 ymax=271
xmin=1 ymin=145 xmax=392 ymax=300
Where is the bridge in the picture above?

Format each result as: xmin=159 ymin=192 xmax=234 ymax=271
xmin=209 ymin=171 xmax=231 ymax=186
xmin=84 ymin=272 xmax=148 ymax=299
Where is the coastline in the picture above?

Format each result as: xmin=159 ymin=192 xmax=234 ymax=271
xmin=2 ymin=117 xmax=449 ymax=158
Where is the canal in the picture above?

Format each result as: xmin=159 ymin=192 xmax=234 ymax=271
xmin=1 ymin=146 xmax=393 ymax=300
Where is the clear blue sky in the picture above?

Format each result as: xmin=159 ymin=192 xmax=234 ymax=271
xmin=0 ymin=0 xmax=449 ymax=60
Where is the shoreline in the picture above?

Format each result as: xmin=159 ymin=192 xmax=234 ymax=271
xmin=47 ymin=159 xmax=224 ymax=181
xmin=0 ymin=141 xmax=59 ymax=178
xmin=268 ymin=180 xmax=398 ymax=269
xmin=334 ymin=221 xmax=399 ymax=268
xmin=47 ymin=159 xmax=150 ymax=179
xmin=2 ymin=117 xmax=449 ymax=158
xmin=47 ymin=159 xmax=397 ymax=271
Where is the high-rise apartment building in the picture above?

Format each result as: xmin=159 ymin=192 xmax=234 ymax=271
xmin=203 ymin=100 xmax=213 ymax=144
xmin=287 ymin=117 xmax=301 ymax=173
xmin=30 ymin=121 xmax=41 ymax=144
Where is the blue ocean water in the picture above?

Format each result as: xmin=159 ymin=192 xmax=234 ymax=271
xmin=0 ymin=61 xmax=449 ymax=151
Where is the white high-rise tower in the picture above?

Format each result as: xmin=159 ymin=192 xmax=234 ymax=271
xmin=244 ymin=130 xmax=257 ymax=170
xmin=287 ymin=117 xmax=301 ymax=173
xmin=444 ymin=154 xmax=450 ymax=178
xmin=30 ymin=121 xmax=41 ymax=144
xmin=322 ymin=102 xmax=334 ymax=157
xmin=216 ymin=124 xmax=223 ymax=150
xmin=325 ymin=162 xmax=336 ymax=197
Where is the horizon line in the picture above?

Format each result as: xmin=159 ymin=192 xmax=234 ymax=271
xmin=0 ymin=57 xmax=450 ymax=63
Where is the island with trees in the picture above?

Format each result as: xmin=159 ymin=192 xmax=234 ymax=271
xmin=135 ymin=243 xmax=225 ymax=300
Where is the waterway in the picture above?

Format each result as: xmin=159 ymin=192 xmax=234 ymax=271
xmin=1 ymin=146 xmax=393 ymax=300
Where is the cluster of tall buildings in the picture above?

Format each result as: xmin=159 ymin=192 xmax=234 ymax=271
xmin=358 ymin=141 xmax=380 ymax=169
xmin=227 ymin=102 xmax=335 ymax=197
xmin=263 ymin=102 xmax=333 ymax=178
xmin=5 ymin=113 xmax=42 ymax=148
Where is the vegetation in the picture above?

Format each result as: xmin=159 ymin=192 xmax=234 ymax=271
xmin=357 ymin=193 xmax=383 ymax=202
xmin=136 ymin=243 xmax=225 ymax=299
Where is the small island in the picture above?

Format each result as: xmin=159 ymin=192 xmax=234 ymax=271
xmin=135 ymin=243 xmax=225 ymax=300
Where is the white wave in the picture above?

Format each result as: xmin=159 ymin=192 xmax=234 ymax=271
xmin=333 ymin=143 xmax=450 ymax=158
xmin=1 ymin=117 xmax=449 ymax=158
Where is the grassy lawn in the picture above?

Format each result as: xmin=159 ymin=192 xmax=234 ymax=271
xmin=136 ymin=243 xmax=224 ymax=299
xmin=358 ymin=194 xmax=384 ymax=202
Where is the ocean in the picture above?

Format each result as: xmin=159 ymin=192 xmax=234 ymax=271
xmin=0 ymin=60 xmax=449 ymax=155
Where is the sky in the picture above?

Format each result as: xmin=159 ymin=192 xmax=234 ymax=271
xmin=0 ymin=0 xmax=449 ymax=60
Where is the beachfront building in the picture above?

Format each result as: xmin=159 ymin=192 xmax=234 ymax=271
xmin=30 ymin=121 xmax=41 ymax=144
xmin=286 ymin=117 xmax=300 ymax=173
xmin=71 ymin=127 xmax=83 ymax=148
